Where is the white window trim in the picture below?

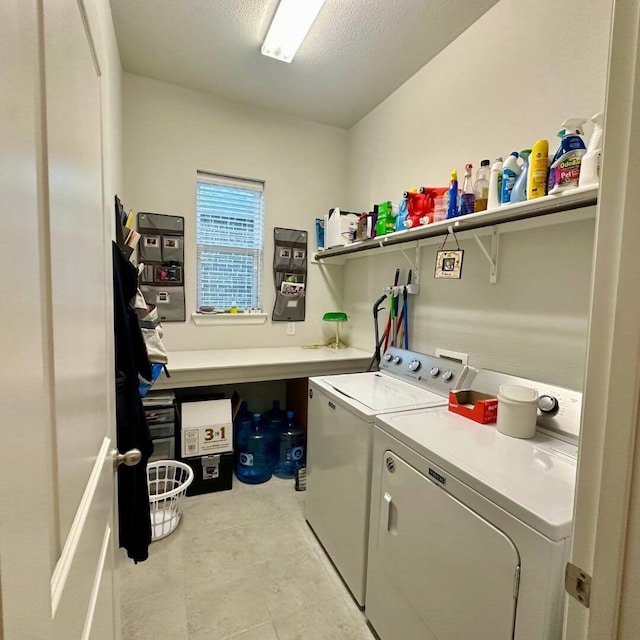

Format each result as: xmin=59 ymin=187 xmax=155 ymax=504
xmin=191 ymin=312 xmax=268 ymax=326
xmin=195 ymin=171 xmax=265 ymax=316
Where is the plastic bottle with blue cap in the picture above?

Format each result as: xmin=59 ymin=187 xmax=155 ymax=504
xmin=236 ymin=413 xmax=272 ymax=484
xmin=500 ymin=152 xmax=521 ymax=205
xmin=273 ymin=410 xmax=306 ymax=479
xmin=510 ymin=149 xmax=532 ymax=204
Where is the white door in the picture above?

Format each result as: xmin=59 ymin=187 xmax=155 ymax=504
xmin=0 ymin=1 xmax=119 ymax=638
xmin=564 ymin=1 xmax=640 ymax=638
xmin=370 ymin=451 xmax=519 ymax=640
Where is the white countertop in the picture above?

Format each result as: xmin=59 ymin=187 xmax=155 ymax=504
xmin=155 ymin=346 xmax=372 ymax=388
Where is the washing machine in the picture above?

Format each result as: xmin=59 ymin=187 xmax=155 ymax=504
xmin=305 ymin=347 xmax=472 ymax=607
xmin=366 ymin=368 xmax=582 ymax=640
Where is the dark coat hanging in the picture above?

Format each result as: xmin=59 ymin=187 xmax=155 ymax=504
xmin=112 ymin=241 xmax=154 ymax=562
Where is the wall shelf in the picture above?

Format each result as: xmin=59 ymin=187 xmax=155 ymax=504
xmin=313 ymin=186 xmax=598 ymax=262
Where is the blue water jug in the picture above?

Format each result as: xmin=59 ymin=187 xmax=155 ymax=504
xmin=233 ymin=401 xmax=254 ymax=454
xmin=274 ymin=411 xmax=306 ymax=479
xmin=262 ymin=400 xmax=286 ymax=468
xmin=236 ymin=414 xmax=272 ymax=484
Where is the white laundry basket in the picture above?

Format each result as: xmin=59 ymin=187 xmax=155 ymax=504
xmin=146 ymin=460 xmax=194 ymax=541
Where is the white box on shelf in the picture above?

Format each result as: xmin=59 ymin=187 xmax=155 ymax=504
xmin=180 ymin=399 xmax=233 ymax=458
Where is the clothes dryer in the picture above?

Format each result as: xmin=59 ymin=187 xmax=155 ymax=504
xmin=305 ymin=347 xmax=471 ymax=606
xmin=366 ymin=369 xmax=582 ymax=640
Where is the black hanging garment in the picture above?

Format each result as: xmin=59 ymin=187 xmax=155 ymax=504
xmin=112 ymin=242 xmax=154 ymax=562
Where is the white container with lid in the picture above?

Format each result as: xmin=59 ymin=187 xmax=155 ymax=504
xmin=497 ymin=384 xmax=539 ymax=439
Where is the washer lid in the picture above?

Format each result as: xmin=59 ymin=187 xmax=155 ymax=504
xmin=376 ymin=407 xmax=578 ymax=541
xmin=319 ymin=372 xmax=448 ymax=415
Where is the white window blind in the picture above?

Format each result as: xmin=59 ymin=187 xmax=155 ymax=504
xmin=196 ymin=172 xmax=264 ymax=311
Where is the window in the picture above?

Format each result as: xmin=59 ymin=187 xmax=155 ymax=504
xmin=196 ymin=172 xmax=264 ymax=312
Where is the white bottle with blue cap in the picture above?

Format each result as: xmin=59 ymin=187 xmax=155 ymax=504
xmin=500 ymin=152 xmax=521 ymax=205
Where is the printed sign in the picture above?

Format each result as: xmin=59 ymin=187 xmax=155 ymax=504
xmin=180 ymin=399 xmax=233 ymax=458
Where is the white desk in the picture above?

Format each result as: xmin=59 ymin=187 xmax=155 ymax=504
xmin=155 ymin=346 xmax=372 ymax=389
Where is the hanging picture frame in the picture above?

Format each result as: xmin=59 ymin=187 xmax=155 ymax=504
xmin=434 ymin=230 xmax=464 ymax=279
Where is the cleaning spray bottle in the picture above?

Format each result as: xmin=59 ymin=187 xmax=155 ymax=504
xmin=548 ymin=118 xmax=587 ymax=194
xmin=447 ymin=169 xmax=459 ymax=219
xmin=528 ymin=139 xmax=549 ymax=199
xmin=510 ymin=149 xmax=531 ymax=204
xmin=459 ymin=164 xmax=475 ymax=215
xmin=500 ymin=152 xmax=521 ymax=205
xmin=579 ymin=112 xmax=605 ymax=188
xmin=487 ymin=157 xmax=503 ymax=210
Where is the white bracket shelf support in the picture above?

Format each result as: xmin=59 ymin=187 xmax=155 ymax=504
xmin=397 ymin=241 xmax=421 ymax=286
xmin=471 ymin=226 xmax=500 ymax=284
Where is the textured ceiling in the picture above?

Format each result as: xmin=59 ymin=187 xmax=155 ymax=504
xmin=110 ymin=0 xmax=499 ymax=128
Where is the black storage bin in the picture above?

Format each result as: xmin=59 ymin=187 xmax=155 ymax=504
xmin=184 ymin=452 xmax=234 ymax=497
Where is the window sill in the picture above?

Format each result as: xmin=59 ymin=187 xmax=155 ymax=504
xmin=191 ymin=312 xmax=268 ymax=326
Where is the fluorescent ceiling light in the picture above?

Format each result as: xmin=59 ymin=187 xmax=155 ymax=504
xmin=261 ymin=0 xmax=327 ymax=63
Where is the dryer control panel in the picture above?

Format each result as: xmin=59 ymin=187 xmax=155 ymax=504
xmin=380 ymin=348 xmax=472 ymax=394
xmin=471 ymin=368 xmax=583 ymax=443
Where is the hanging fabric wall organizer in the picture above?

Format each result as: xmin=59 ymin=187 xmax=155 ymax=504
xmin=138 ymin=212 xmax=186 ymax=321
xmin=272 ymin=227 xmax=308 ymax=322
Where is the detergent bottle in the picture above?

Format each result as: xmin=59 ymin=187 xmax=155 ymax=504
xmin=446 ymin=169 xmax=459 ymax=219
xmin=500 ymin=152 xmax=521 ymax=205
xmin=417 ymin=186 xmax=448 ymax=225
xmin=395 ymin=192 xmax=410 ymax=231
xmin=579 ymin=112 xmax=605 ymax=188
xmin=528 ymin=140 xmax=549 ymax=199
xmin=487 ymin=157 xmax=503 ymax=209
xmin=548 ymin=118 xmax=587 ymax=194
xmin=510 ymin=149 xmax=531 ymax=204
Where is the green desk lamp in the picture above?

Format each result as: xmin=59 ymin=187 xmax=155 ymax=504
xmin=323 ymin=312 xmax=348 ymax=349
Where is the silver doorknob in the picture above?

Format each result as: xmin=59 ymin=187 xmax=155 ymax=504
xmin=113 ymin=448 xmax=142 ymax=469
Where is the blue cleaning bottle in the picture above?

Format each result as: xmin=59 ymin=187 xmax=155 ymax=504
xmin=236 ymin=413 xmax=272 ymax=484
xmin=446 ymin=169 xmax=459 ymax=219
xmin=510 ymin=149 xmax=531 ymax=204
xmin=395 ymin=193 xmax=409 ymax=231
xmin=273 ymin=411 xmax=306 ymax=479
xmin=500 ymin=152 xmax=521 ymax=205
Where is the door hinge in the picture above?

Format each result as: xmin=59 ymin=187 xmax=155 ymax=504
xmin=565 ymin=562 xmax=592 ymax=608
xmin=513 ymin=565 xmax=520 ymax=598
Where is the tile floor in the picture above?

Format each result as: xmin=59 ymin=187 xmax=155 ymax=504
xmin=118 ymin=476 xmax=377 ymax=640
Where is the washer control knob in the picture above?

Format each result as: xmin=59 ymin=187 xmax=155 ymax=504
xmin=430 ymin=366 xmax=440 ymax=377
xmin=538 ymin=395 xmax=560 ymax=414
xmin=393 ymin=356 xmax=402 ymax=365
xmin=409 ymin=360 xmax=421 ymax=372
xmin=442 ymin=370 xmax=454 ymax=382
xmin=384 ymin=353 xmax=393 ymax=362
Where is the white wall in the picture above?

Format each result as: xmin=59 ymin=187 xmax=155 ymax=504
xmin=343 ymin=0 xmax=612 ymax=388
xmin=123 ymin=74 xmax=348 ymax=351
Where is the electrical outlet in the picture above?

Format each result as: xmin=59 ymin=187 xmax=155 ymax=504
xmin=287 ymin=322 xmax=296 ymax=336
